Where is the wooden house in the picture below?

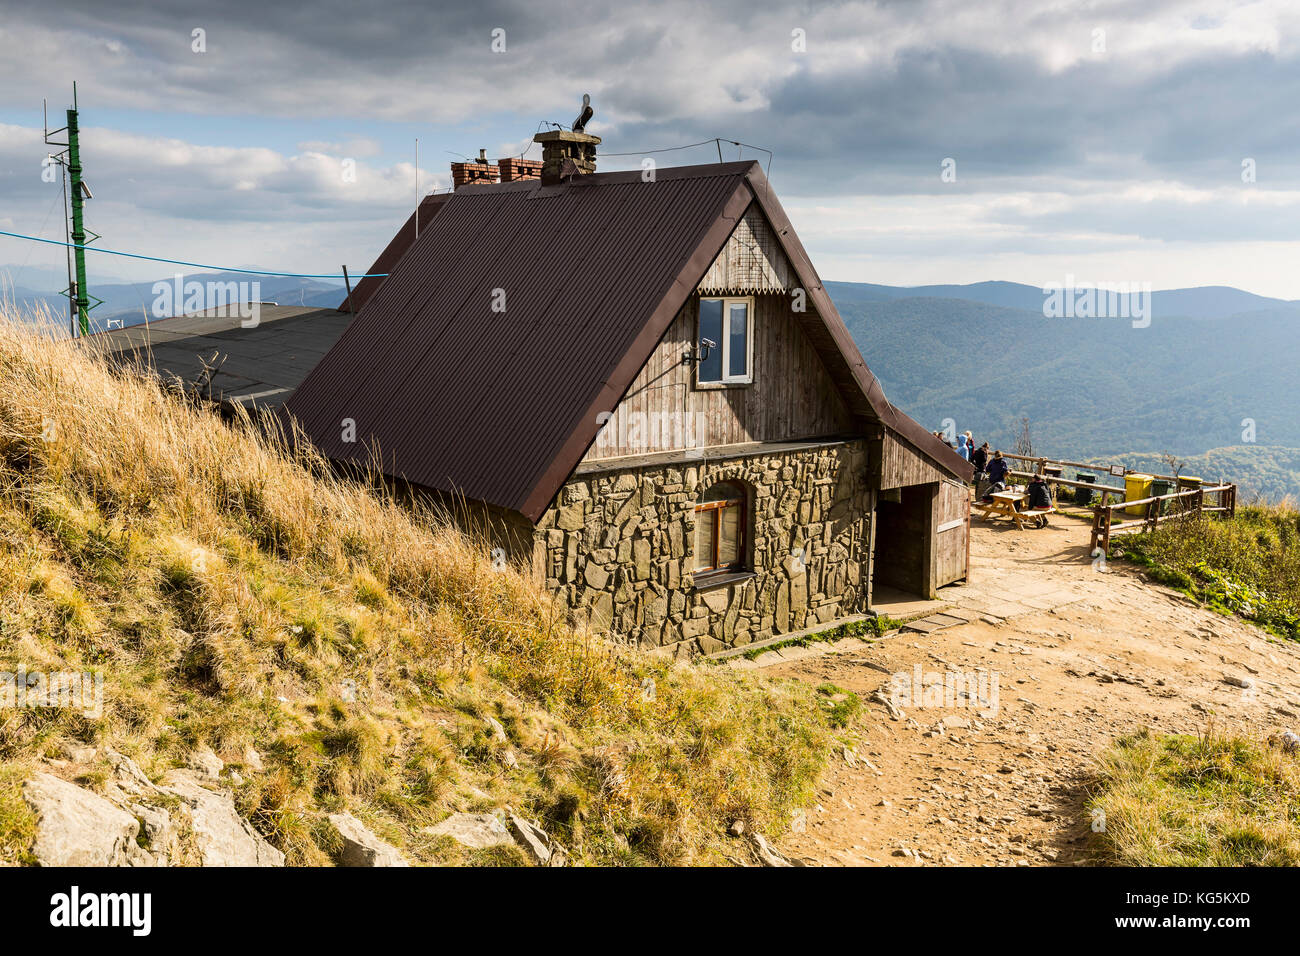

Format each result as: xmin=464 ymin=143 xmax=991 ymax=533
xmin=282 ymin=130 xmax=973 ymax=655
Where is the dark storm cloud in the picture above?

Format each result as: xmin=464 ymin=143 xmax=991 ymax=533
xmin=6 ymin=0 xmax=1299 ymax=194
xmin=5 ymin=0 xmax=1300 ymax=284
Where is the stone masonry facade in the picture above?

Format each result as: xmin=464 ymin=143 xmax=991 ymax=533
xmin=531 ymin=440 xmax=872 ymax=656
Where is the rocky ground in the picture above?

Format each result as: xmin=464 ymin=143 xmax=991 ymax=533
xmin=19 ymin=744 xmax=410 ymax=867
xmin=20 ymin=739 xmax=571 ymax=867
xmin=760 ymin=511 xmax=1300 ymax=866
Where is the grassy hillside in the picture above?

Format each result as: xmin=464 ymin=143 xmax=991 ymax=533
xmin=1090 ymin=502 xmax=1300 ymax=865
xmin=0 ymin=313 xmax=829 ymax=866
xmin=1119 ymin=505 xmax=1300 ymax=641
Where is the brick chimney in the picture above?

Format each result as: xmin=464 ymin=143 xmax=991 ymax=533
xmin=532 ymin=129 xmax=601 ymax=185
xmin=497 ymin=157 xmax=542 ymax=182
xmin=450 ymin=149 xmax=500 ymax=189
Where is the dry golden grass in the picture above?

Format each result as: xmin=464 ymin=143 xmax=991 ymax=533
xmin=0 ymin=311 xmax=829 ymax=865
xmin=1088 ymin=725 xmax=1300 ymax=866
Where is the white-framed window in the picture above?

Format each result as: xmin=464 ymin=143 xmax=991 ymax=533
xmin=696 ymin=296 xmax=753 ymax=385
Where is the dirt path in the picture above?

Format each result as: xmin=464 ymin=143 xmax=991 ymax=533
xmin=762 ymin=511 xmax=1300 ymax=866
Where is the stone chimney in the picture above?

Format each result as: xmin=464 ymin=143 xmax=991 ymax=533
xmin=450 ymin=148 xmax=500 ymax=189
xmin=532 ymin=129 xmax=601 ymax=185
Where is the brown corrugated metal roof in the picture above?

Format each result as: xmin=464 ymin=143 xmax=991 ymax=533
xmin=341 ymin=193 xmax=452 ymax=312
xmin=286 ymin=160 xmax=970 ymax=521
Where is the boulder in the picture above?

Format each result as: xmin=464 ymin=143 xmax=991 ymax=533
xmin=187 ymin=746 xmax=224 ymax=778
xmin=424 ymin=812 xmax=514 ymax=850
xmin=131 ymin=802 xmax=181 ymax=865
xmin=506 ymin=811 xmax=568 ymax=867
xmin=163 ymin=771 xmax=283 ymax=866
xmin=484 ymin=716 xmax=508 ymax=743
xmin=103 ymin=748 xmax=155 ymax=798
xmin=23 ymin=772 xmax=140 ymax=867
xmin=750 ymin=833 xmax=795 ymax=867
xmin=326 ymin=812 xmax=409 ymax=867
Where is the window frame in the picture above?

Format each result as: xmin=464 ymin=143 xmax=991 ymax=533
xmin=693 ymin=483 xmax=748 ymax=577
xmin=695 ymin=296 xmax=754 ymax=387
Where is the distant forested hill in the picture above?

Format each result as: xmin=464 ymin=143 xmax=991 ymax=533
xmin=828 ymin=281 xmax=1300 ymax=501
xmin=1089 ymin=446 xmax=1300 ymax=505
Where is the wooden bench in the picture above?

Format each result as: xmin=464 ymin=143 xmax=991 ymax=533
xmin=976 ymin=490 xmax=1055 ymax=529
xmin=1019 ymin=506 xmax=1055 ymax=529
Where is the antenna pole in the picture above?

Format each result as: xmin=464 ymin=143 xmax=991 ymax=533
xmin=415 ymin=137 xmax=420 ymax=239
xmin=66 ymin=85 xmax=90 ymax=336
xmin=62 ymin=153 xmax=73 ymax=336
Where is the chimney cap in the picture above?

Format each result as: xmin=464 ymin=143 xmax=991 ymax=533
xmin=533 ymin=111 xmax=600 ymax=184
xmin=532 ymin=129 xmax=601 ymax=146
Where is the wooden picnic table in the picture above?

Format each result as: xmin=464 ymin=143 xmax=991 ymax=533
xmin=975 ymin=488 xmax=1054 ymax=529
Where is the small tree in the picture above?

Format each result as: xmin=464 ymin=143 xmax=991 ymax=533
xmin=1013 ymin=417 xmax=1034 ymax=459
xmin=1159 ymin=450 xmax=1186 ymax=478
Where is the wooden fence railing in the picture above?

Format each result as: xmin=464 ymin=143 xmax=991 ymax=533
xmin=1089 ymin=483 xmax=1236 ymax=555
xmin=993 ymin=454 xmax=1237 ymax=554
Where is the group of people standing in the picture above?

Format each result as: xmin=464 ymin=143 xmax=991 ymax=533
xmin=933 ymin=430 xmax=1000 ymax=477
xmin=932 ymin=429 xmax=1047 ymax=509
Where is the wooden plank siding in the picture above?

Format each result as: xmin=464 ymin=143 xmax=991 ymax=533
xmin=872 ymin=431 xmax=949 ymax=491
xmin=696 ymin=206 xmax=795 ymax=294
xmin=582 ymin=212 xmax=856 ymax=462
xmin=583 ymin=295 xmax=855 ymax=460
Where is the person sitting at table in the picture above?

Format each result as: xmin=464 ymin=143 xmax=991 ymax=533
xmin=1027 ymin=473 xmax=1053 ymax=512
xmin=980 ymin=450 xmax=1011 ymax=502
xmin=986 ymin=450 xmax=1010 ymax=486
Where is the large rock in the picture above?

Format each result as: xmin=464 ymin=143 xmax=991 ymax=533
xmin=326 ymin=812 xmax=408 ymax=867
xmin=506 ymin=811 xmax=569 ymax=867
xmin=750 ymin=833 xmax=800 ymax=867
xmin=187 ymin=746 xmax=224 ymax=778
xmin=102 ymin=747 xmax=154 ymax=798
xmin=131 ymin=802 xmax=181 ymax=866
xmin=23 ymin=772 xmax=141 ymax=866
xmin=424 ymin=812 xmax=514 ymax=850
xmin=164 ymin=771 xmax=283 ymax=866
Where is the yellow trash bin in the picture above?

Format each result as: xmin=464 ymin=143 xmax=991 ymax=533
xmin=1125 ymin=473 xmax=1154 ymax=515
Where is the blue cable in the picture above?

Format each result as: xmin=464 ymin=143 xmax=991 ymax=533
xmin=0 ymin=228 xmax=388 ymax=280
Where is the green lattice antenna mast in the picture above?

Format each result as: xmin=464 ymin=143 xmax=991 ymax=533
xmin=66 ymin=83 xmax=90 ymax=336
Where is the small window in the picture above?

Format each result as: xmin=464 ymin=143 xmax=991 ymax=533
xmin=694 ymin=480 xmax=747 ymax=574
xmin=696 ymin=297 xmax=752 ymax=385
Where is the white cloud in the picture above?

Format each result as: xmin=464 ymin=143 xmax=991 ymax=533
xmin=0 ymin=121 xmax=445 ymax=281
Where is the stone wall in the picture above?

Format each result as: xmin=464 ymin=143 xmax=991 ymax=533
xmin=532 ymin=441 xmax=872 ymax=657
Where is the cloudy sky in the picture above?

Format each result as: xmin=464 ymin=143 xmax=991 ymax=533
xmin=3 ymin=0 xmax=1300 ymax=296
